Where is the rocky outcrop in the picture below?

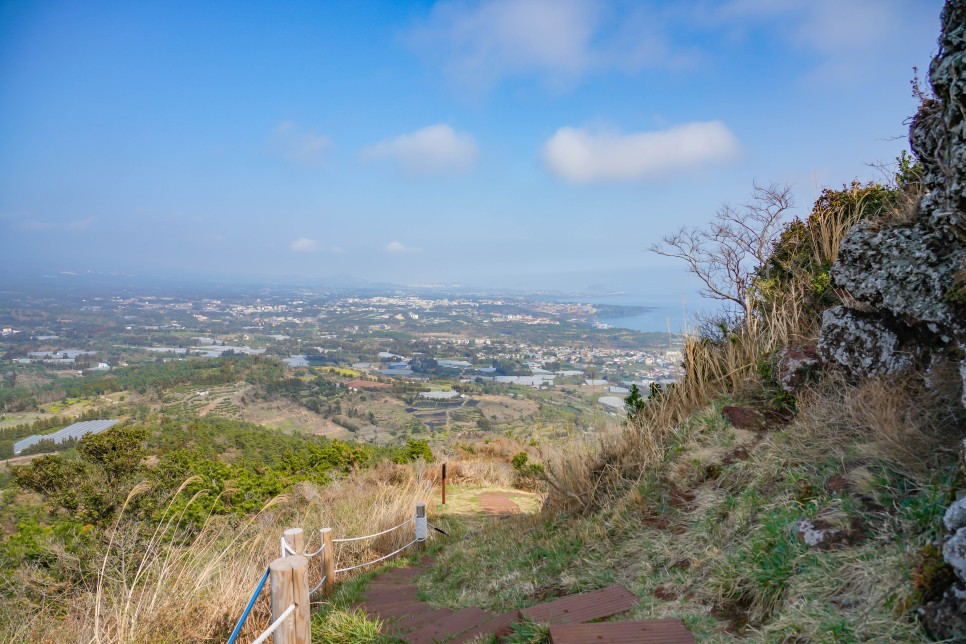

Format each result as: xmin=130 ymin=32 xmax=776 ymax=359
xmin=818 ymin=308 xmax=924 ymax=376
xmin=817 ymin=6 xmax=966 ymax=632
xmin=924 ymin=441 xmax=966 ymax=640
xmin=774 ymin=345 xmax=821 ymax=393
xmin=818 ymin=0 xmax=966 ymax=408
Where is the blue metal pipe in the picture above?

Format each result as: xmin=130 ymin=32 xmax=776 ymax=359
xmin=226 ymin=567 xmax=270 ymax=644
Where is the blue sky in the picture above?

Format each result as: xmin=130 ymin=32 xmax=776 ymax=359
xmin=0 ymin=0 xmax=943 ymax=300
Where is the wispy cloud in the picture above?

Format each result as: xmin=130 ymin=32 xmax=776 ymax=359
xmin=712 ymin=0 xmax=933 ymax=84
xmin=409 ymin=0 xmax=929 ymax=92
xmin=406 ymin=0 xmax=695 ymax=92
xmin=269 ymin=122 xmax=329 ymax=165
xmin=363 ymin=124 xmax=477 ymax=177
xmin=543 ymin=121 xmax=740 ymax=183
xmin=290 ymin=238 xmax=318 ymax=252
xmin=384 ymin=240 xmax=419 ymax=254
xmin=66 ymin=217 xmax=96 ymax=232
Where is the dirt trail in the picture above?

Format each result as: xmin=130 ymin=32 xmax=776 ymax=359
xmin=478 ymin=491 xmax=522 ymax=515
xmin=435 ymin=485 xmax=542 ymax=532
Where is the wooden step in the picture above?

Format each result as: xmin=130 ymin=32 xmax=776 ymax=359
xmin=405 ymin=607 xmax=492 ymax=644
xmin=519 ymin=585 xmax=637 ymax=625
xmin=374 ymin=602 xmax=436 ymax=624
xmin=364 ymin=585 xmax=419 ymax=603
xmin=548 ymin=619 xmax=696 ymax=643
xmin=447 ymin=609 xmax=520 ymax=643
xmin=365 ymin=597 xmax=426 ymax=617
xmin=391 ymin=607 xmax=454 ymax=634
xmin=382 ymin=566 xmax=425 ymax=577
xmin=370 ymin=600 xmax=430 ymax=620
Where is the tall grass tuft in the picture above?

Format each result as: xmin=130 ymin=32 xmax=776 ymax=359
xmin=1 ymin=459 xmax=476 ymax=642
xmin=542 ymin=180 xmax=901 ymax=512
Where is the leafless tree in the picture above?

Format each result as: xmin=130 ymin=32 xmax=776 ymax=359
xmin=649 ymin=183 xmax=794 ymax=320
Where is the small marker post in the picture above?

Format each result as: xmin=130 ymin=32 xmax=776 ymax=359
xmin=441 ymin=462 xmax=447 ymax=508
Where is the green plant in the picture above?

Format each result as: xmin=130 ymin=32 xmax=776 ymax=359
xmin=392 ymin=438 xmax=434 ymax=463
xmin=503 ymin=620 xmax=550 ymax=644
xmin=718 ymin=504 xmax=811 ymax=619
xmin=624 ymin=384 xmax=646 ymax=419
xmin=311 ymin=607 xmax=384 ymax=643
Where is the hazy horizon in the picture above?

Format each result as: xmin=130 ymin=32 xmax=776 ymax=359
xmin=1 ymin=0 xmax=943 ymax=300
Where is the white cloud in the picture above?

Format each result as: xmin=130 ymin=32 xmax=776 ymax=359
xmin=385 ymin=241 xmax=419 ymax=254
xmin=269 ymin=122 xmax=329 ymax=165
xmin=543 ymin=121 xmax=740 ymax=183
xmin=290 ymin=238 xmax=318 ymax=252
xmin=363 ymin=124 xmax=477 ymax=177
xmin=407 ymin=0 xmax=693 ymax=91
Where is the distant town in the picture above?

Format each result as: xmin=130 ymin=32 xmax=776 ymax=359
xmin=0 ymin=280 xmax=684 ymax=454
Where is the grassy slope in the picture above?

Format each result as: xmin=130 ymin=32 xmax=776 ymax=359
xmin=409 ymin=386 xmax=959 ymax=642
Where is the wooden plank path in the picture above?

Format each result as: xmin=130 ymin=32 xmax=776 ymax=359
xmin=359 ymin=557 xmax=694 ymax=643
xmin=519 ymin=585 xmax=637 ymax=624
xmin=549 ymin=620 xmax=697 ymax=643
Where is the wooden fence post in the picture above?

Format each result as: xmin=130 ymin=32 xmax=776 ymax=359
xmin=282 ymin=527 xmax=304 ymax=557
xmin=290 ymin=555 xmax=310 ymax=644
xmin=320 ymin=527 xmax=335 ymax=597
xmin=415 ymin=503 xmax=427 ymax=551
xmin=441 ymin=463 xmax=447 ymax=507
xmin=269 ymin=555 xmax=310 ymax=644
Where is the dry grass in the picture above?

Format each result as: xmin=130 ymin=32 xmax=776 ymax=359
xmin=0 ymin=459 xmax=500 ymax=643
xmin=794 ymin=373 xmax=962 ymax=483
xmin=541 ymin=179 xmax=890 ymax=514
xmin=543 ymin=290 xmax=811 ymax=514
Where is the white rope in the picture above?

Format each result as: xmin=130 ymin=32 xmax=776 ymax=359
xmin=280 ymin=537 xmax=297 ymax=557
xmin=332 ymin=516 xmax=415 ymax=543
xmin=250 ymin=604 xmax=294 ymax=644
xmin=305 ymin=541 xmax=325 ymax=558
xmin=335 ymin=539 xmax=418 ymax=573
xmin=309 ymin=575 xmax=327 ymax=595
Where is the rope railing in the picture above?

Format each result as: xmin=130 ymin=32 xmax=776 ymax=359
xmin=305 ymin=541 xmax=325 ymax=558
xmin=309 ymin=575 xmax=327 ymax=596
xmin=225 ymin=567 xmax=270 ymax=644
xmin=250 ymin=603 xmax=295 ymax=644
xmin=230 ymin=503 xmax=430 ymax=644
xmin=332 ymin=515 xmax=416 ymax=543
xmin=335 ymin=538 xmax=419 ymax=573
xmin=280 ymin=537 xmax=297 ymax=557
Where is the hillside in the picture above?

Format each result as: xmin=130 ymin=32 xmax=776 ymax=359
xmin=0 ymin=2 xmax=964 ymax=642
xmin=411 ymin=3 xmax=966 ymax=640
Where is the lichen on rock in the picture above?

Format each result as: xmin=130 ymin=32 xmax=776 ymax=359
xmin=817 ymin=3 xmax=966 ymax=635
xmin=817 ymin=306 xmax=923 ymax=376
xmin=819 ymin=0 xmax=966 ymax=408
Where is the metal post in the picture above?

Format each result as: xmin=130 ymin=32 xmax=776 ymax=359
xmin=415 ymin=503 xmax=427 ymax=551
xmin=441 ymin=463 xmax=447 ymax=507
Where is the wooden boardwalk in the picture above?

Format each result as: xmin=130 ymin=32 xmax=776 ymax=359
xmin=549 ymin=620 xmax=696 ymax=643
xmin=359 ymin=557 xmax=694 ymax=643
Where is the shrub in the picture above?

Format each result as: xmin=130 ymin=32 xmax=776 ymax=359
xmin=393 ymin=438 xmax=434 ymax=463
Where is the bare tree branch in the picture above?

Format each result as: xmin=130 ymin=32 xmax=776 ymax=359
xmin=649 ymin=183 xmax=794 ymax=318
